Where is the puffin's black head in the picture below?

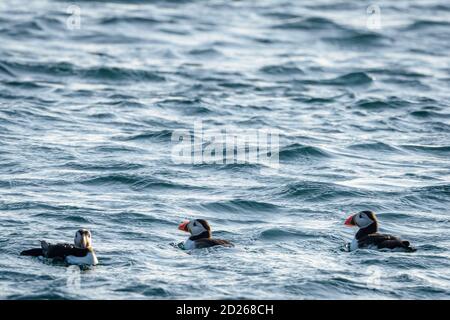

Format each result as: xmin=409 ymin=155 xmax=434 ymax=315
xmin=344 ymin=210 xmax=378 ymax=229
xmin=178 ymin=219 xmax=212 ymax=238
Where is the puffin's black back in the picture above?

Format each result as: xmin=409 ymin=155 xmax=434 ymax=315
xmin=45 ymin=243 xmax=90 ymax=258
xmin=358 ymin=234 xmax=415 ymax=252
xmin=191 ymin=219 xmax=234 ymax=248
xmin=194 ymin=238 xmax=234 ymax=249
xmin=20 ymin=248 xmax=44 ymax=257
xmin=21 ymin=243 xmax=90 ymax=258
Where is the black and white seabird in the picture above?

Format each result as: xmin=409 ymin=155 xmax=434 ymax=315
xmin=20 ymin=229 xmax=98 ymax=265
xmin=178 ymin=219 xmax=233 ymax=250
xmin=344 ymin=210 xmax=416 ymax=252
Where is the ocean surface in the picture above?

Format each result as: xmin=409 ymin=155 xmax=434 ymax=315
xmin=0 ymin=0 xmax=449 ymax=299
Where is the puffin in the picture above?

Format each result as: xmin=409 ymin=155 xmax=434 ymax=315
xmin=20 ymin=229 xmax=99 ymax=265
xmin=178 ymin=219 xmax=233 ymax=250
xmin=344 ymin=210 xmax=416 ymax=252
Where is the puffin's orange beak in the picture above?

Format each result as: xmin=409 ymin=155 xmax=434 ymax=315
xmin=81 ymin=235 xmax=88 ymax=249
xmin=344 ymin=215 xmax=356 ymax=227
xmin=178 ymin=220 xmax=189 ymax=232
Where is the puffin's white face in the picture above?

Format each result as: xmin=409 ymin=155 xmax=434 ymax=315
xmin=345 ymin=211 xmax=376 ymax=229
xmin=178 ymin=219 xmax=209 ymax=236
xmin=74 ymin=229 xmax=92 ymax=249
xmin=189 ymin=220 xmax=208 ymax=236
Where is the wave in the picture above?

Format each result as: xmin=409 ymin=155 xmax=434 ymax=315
xmin=80 ymin=174 xmax=162 ymax=188
xmin=405 ymin=19 xmax=450 ymax=31
xmin=272 ymin=17 xmax=347 ymax=31
xmin=61 ymin=215 xmax=92 ymax=223
xmin=296 ymin=72 xmax=373 ymax=87
xmin=198 ymin=199 xmax=280 ymax=214
xmin=259 ymin=63 xmax=304 ymax=76
xmin=84 ymin=66 xmax=165 ymax=82
xmin=403 ymin=184 xmax=450 ymax=206
xmin=354 ymin=97 xmax=409 ymax=110
xmin=91 ymin=145 xmax=144 ymax=154
xmin=291 ymin=95 xmax=339 ymax=104
xmin=113 ymin=129 xmax=173 ymax=142
xmin=62 ymin=161 xmax=146 ymax=171
xmin=78 ymin=174 xmax=206 ymax=192
xmin=2 ymin=80 xmax=47 ymax=89
xmin=115 ymin=284 xmax=170 ymax=297
xmin=347 ymin=142 xmax=401 ymax=153
xmin=236 ymin=116 xmax=272 ymax=126
xmin=158 ymin=98 xmax=213 ymax=114
xmin=6 ymin=292 xmax=70 ymax=300
xmin=104 ymin=100 xmax=146 ymax=110
xmin=279 ymin=143 xmax=331 ymax=160
xmin=401 ymin=144 xmax=450 ymax=155
xmin=107 ymin=93 xmax=138 ymax=100
xmin=258 ymin=228 xmax=318 ymax=241
xmin=410 ymin=110 xmax=450 ymax=118
xmin=413 ymin=184 xmax=450 ymax=195
xmin=368 ymin=68 xmax=426 ymax=78
xmin=195 ymin=162 xmax=263 ymax=172
xmin=0 ymin=60 xmax=165 ymax=82
xmin=275 ymin=181 xmax=367 ymax=201
xmin=218 ymin=81 xmax=254 ymax=89
xmin=158 ymin=97 xmax=202 ymax=105
xmin=2 ymin=21 xmax=46 ymax=38
xmin=109 ymin=211 xmax=174 ymax=225
xmin=324 ymin=32 xmax=390 ymax=48
xmin=326 ymin=72 xmax=373 ymax=86
xmin=262 ymin=12 xmax=300 ymax=20
xmin=0 ymin=202 xmax=65 ymax=211
xmin=99 ymin=16 xmax=161 ymax=25
xmin=0 ymin=62 xmax=15 ymax=77
xmin=188 ymin=48 xmax=222 ymax=57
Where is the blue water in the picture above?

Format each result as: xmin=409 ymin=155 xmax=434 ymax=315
xmin=1 ymin=0 xmax=450 ymax=299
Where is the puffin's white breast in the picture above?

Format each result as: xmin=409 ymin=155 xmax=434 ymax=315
xmin=349 ymin=238 xmax=359 ymax=251
xmin=65 ymin=251 xmax=98 ymax=266
xmin=183 ymin=239 xmax=196 ymax=250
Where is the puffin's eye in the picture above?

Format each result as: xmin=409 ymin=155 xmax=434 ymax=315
xmin=193 ymin=222 xmax=197 ymax=227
